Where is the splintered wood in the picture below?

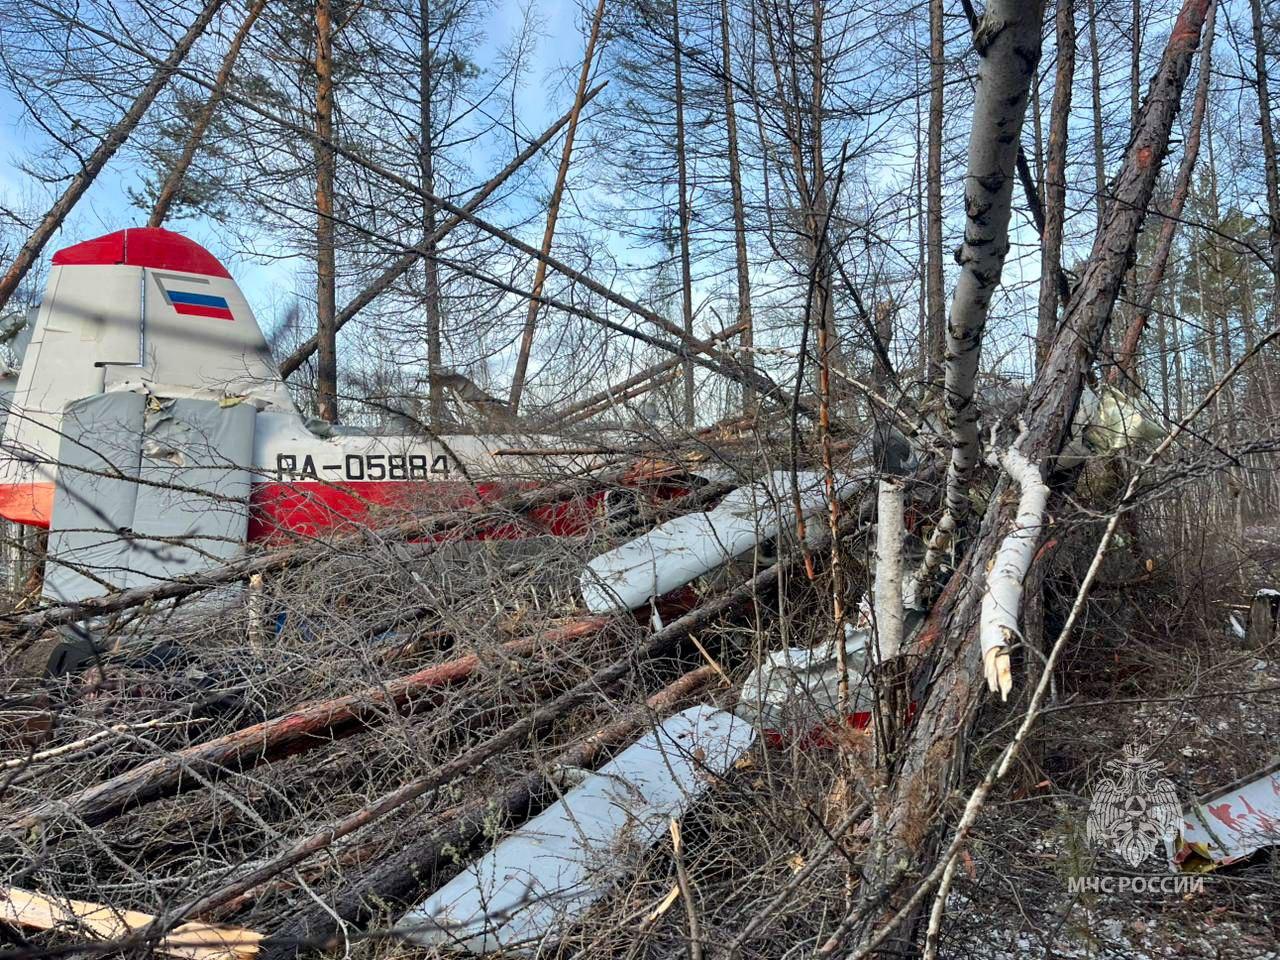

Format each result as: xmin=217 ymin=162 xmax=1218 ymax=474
xmin=0 ymin=885 xmax=262 ymax=960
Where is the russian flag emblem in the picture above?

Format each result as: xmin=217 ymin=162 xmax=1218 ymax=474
xmin=160 ymin=280 xmax=234 ymax=321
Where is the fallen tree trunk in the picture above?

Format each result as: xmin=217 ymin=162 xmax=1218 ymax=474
xmin=259 ymin=666 xmax=718 ymax=956
xmin=159 ymin=500 xmax=874 ymax=930
xmin=830 ymin=2 xmax=1215 ymax=954
xmin=4 ymin=617 xmax=611 ymax=835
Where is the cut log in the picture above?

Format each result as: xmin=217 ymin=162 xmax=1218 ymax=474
xmin=4 ymin=617 xmax=610 ymax=836
xmin=0 ymin=885 xmax=261 ymax=960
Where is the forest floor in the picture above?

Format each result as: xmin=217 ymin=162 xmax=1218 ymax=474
xmin=3 ymin=516 xmax=1279 ymax=959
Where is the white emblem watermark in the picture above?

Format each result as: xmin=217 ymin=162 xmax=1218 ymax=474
xmin=1086 ymin=739 xmax=1180 ymax=867
xmin=1070 ymin=739 xmax=1204 ymax=895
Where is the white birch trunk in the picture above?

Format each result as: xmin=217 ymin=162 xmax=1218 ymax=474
xmin=909 ymin=1 xmax=1044 ymax=602
xmin=874 ymin=479 xmax=905 ymax=661
xmin=979 ymin=446 xmax=1049 ymax=700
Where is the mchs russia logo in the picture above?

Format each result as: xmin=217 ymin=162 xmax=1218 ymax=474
xmin=1087 ymin=740 xmax=1181 ymax=867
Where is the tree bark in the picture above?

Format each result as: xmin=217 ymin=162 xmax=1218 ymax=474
xmin=837 ymin=4 xmax=1213 ymax=954
xmin=507 ymin=0 xmax=606 ymax=414
xmin=0 ymin=0 xmax=229 ymax=313
xmin=1036 ymin=0 xmax=1076 ymax=369
xmin=149 ymin=0 xmax=267 ymax=227
xmin=1131 ymin=0 xmax=1142 ymax=129
xmin=674 ymin=0 xmax=697 ymax=428
xmin=313 ymin=0 xmax=339 ymax=423
xmin=1113 ymin=0 xmax=1215 ymax=382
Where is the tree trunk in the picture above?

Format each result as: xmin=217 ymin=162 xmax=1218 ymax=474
xmin=926 ymin=0 xmax=1046 ymax=559
xmin=419 ymin=0 xmax=446 ymax=427
xmin=1036 ymin=0 xmax=1076 ymax=369
xmin=149 ymin=0 xmax=266 ymax=227
xmin=838 ymin=4 xmax=1212 ymax=955
xmin=674 ymin=0 xmax=696 ymax=428
xmin=808 ymin=0 xmax=840 ymax=389
xmin=1112 ymin=0 xmax=1215 ymax=382
xmin=720 ymin=0 xmax=754 ymax=413
xmin=1087 ymin=0 xmax=1107 ymax=223
xmin=313 ymin=0 xmax=339 ymax=423
xmin=1249 ymin=0 xmax=1280 ymax=336
xmin=0 ymin=0 xmax=229 ymax=312
xmin=507 ymin=0 xmax=606 ymax=414
xmin=925 ymin=0 xmax=946 ymax=390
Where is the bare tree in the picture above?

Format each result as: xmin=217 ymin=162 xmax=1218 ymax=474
xmin=313 ymin=0 xmax=339 ymax=422
xmin=0 ymin=0 xmax=229 ymax=313
xmin=1036 ymin=0 xmax=1075 ymax=368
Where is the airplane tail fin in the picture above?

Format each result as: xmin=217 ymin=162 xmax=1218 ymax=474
xmin=0 ymin=227 xmax=294 ymax=526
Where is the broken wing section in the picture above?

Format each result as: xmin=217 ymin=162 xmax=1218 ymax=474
xmin=1172 ymin=761 xmax=1280 ymax=871
xmin=580 ymin=470 xmax=868 ymax=614
xmin=394 ymin=706 xmax=755 ymax=954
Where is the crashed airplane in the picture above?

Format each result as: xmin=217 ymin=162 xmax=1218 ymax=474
xmin=5 ymin=227 xmax=1250 ymax=956
xmin=0 ymin=228 xmax=616 ymax=614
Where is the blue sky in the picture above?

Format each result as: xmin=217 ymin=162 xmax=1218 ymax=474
xmin=0 ymin=0 xmax=583 ymax=321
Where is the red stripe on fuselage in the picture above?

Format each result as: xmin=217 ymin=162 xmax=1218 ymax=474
xmin=0 ymin=479 xmax=600 ymax=539
xmin=248 ymin=479 xmax=604 ymax=542
xmin=0 ymin=482 xmax=55 ymax=527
